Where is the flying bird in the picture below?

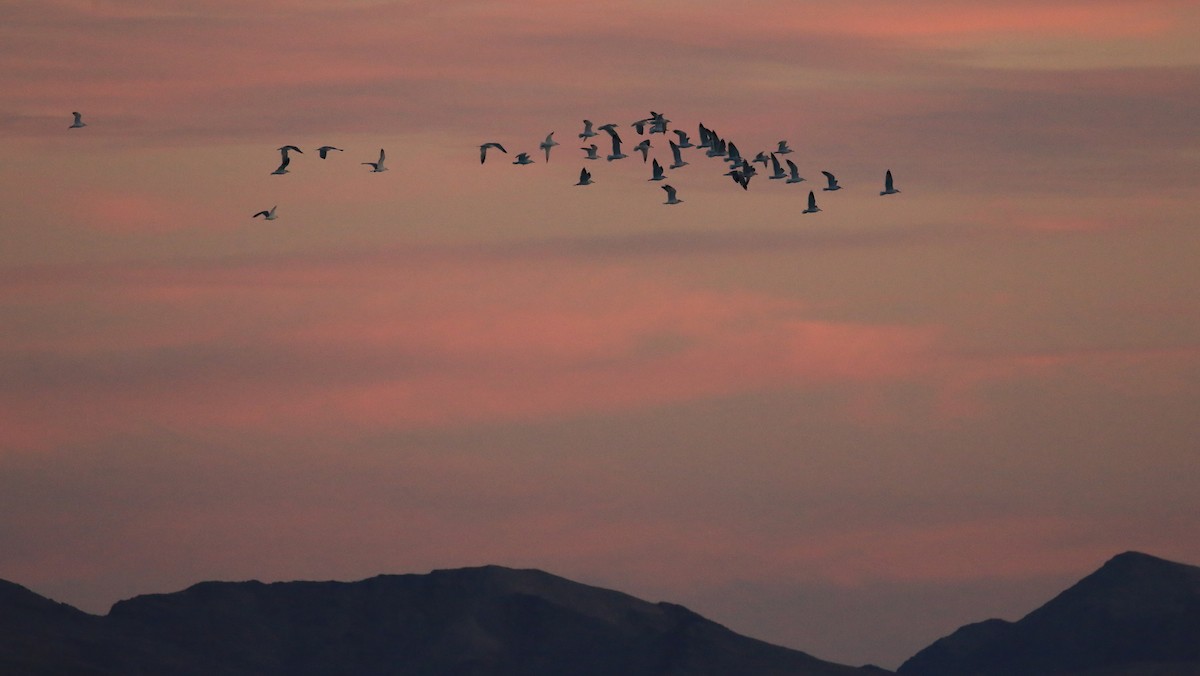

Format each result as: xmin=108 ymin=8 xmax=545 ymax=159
xmin=597 ymin=123 xmax=621 ymax=143
xmin=576 ymin=167 xmax=594 ymax=186
xmin=578 ymin=120 xmax=597 ymax=140
xmin=668 ymin=140 xmax=688 ymax=169
xmin=69 ymin=112 xmax=86 ymax=129
xmin=480 ymin=142 xmax=507 ymax=164
xmin=252 ymin=206 xmax=278 ymax=220
xmin=753 ymin=151 xmax=771 ymax=167
xmin=581 ymin=144 xmax=600 ymax=160
xmin=662 ymin=184 xmax=682 ymax=205
xmin=633 ymin=139 xmax=651 ymax=162
xmin=785 ymin=159 xmax=805 ymax=184
xmin=672 ymin=129 xmax=693 ymax=148
xmin=271 ymin=154 xmax=292 ymax=175
xmin=776 ymin=140 xmax=793 ymax=154
xmin=802 ymin=190 xmax=821 ymax=214
xmin=880 ymin=169 xmax=901 ymax=195
xmin=316 ymin=146 xmax=342 ymax=159
xmin=513 ymin=152 xmax=534 ymax=165
xmin=278 ymin=145 xmax=303 ymax=157
xmin=606 ymin=135 xmax=627 ymax=161
xmin=768 ymin=153 xmax=787 ymax=180
xmin=363 ymin=148 xmax=387 ymax=172
xmin=821 ymin=171 xmax=842 ymax=191
xmin=540 ymin=132 xmax=559 ymax=161
xmin=649 ymin=158 xmax=665 ymax=181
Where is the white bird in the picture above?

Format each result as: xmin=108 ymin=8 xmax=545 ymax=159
xmin=880 ymin=169 xmax=901 ymax=195
xmin=802 ymin=190 xmax=821 ymax=214
xmin=662 ymin=184 xmax=682 ymax=205
xmin=69 ymin=112 xmax=86 ymax=129
xmin=513 ymin=152 xmax=534 ymax=165
xmin=649 ymin=158 xmax=665 ymax=181
xmin=540 ymin=132 xmax=559 ymax=161
xmin=363 ymin=148 xmax=387 ymax=172
xmin=581 ymin=144 xmax=600 ymax=160
xmin=785 ymin=159 xmax=805 ymax=184
xmin=579 ymin=120 xmax=597 ymax=140
xmin=480 ymin=142 xmax=507 ymax=164
xmin=316 ymin=146 xmax=342 ymax=159
xmin=606 ymin=136 xmax=627 ymax=161
xmin=252 ymin=205 xmax=278 ymax=220
xmin=821 ymin=171 xmax=842 ymax=191
xmin=768 ymin=153 xmax=787 ymax=180
xmin=776 ymin=140 xmax=793 ymax=154
xmin=576 ymin=167 xmax=594 ymax=186
xmin=668 ymin=140 xmax=689 ymax=169
xmin=633 ymin=139 xmax=651 ymax=162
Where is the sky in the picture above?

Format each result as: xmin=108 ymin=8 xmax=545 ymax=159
xmin=2 ymin=0 xmax=1199 ymax=669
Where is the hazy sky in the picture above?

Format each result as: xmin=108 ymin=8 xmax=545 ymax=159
xmin=2 ymin=0 xmax=1199 ymax=669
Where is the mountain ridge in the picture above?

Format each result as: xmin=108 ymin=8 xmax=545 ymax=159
xmin=1 ymin=564 xmax=887 ymax=676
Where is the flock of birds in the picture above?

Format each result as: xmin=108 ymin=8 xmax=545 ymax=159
xmin=67 ymin=109 xmax=901 ymax=220
xmin=474 ymin=111 xmax=901 ymax=213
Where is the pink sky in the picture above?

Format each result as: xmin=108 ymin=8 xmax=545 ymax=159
xmin=2 ymin=0 xmax=1199 ymax=669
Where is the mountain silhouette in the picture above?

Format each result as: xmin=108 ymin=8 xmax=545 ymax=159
xmin=898 ymin=551 xmax=1200 ymax=676
xmin=0 ymin=566 xmax=889 ymax=676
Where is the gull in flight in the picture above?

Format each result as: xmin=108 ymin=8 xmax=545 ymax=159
xmin=776 ymin=140 xmax=793 ymax=154
xmin=69 ymin=112 xmax=86 ymax=129
xmin=540 ymin=132 xmax=559 ymax=161
xmin=271 ymin=154 xmax=292 ymax=175
xmin=649 ymin=158 xmax=665 ymax=181
xmin=606 ymin=135 xmax=627 ymax=161
xmin=662 ymin=184 xmax=682 ymax=205
xmin=880 ymin=170 xmax=901 ymax=195
xmin=279 ymin=145 xmax=303 ymax=157
xmin=576 ymin=167 xmax=594 ymax=186
xmin=633 ymin=139 xmax=651 ymax=162
xmin=726 ymin=168 xmax=750 ymax=191
xmin=513 ymin=152 xmax=534 ymax=165
xmin=480 ymin=142 xmax=507 ymax=164
xmin=598 ymin=123 xmax=621 ymax=143
xmin=252 ymin=206 xmax=278 ymax=220
xmin=802 ymin=191 xmax=821 ymax=214
xmin=581 ymin=144 xmax=600 ymax=160
xmin=768 ymin=153 xmax=787 ymax=180
xmin=753 ymin=151 xmax=771 ymax=168
xmin=785 ymin=159 xmax=805 ymax=184
xmin=821 ymin=171 xmax=842 ymax=191
xmin=672 ymin=129 xmax=693 ymax=148
xmin=726 ymin=142 xmax=744 ymax=166
xmin=579 ymin=120 xmax=597 ymax=140
xmin=316 ymin=146 xmax=342 ymax=159
xmin=668 ymin=140 xmax=688 ymax=169
xmin=363 ymin=148 xmax=388 ymax=172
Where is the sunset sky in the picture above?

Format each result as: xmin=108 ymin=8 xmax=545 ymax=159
xmin=2 ymin=0 xmax=1199 ymax=669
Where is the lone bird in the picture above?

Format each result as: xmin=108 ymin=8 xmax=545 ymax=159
xmin=69 ymin=112 xmax=86 ymax=129
xmin=802 ymin=191 xmax=821 ymax=214
xmin=662 ymin=184 xmax=682 ymax=205
xmin=362 ymin=148 xmax=387 ymax=172
xmin=880 ymin=170 xmax=901 ymax=195
xmin=480 ymin=142 xmax=507 ymax=164
xmin=821 ymin=171 xmax=842 ymax=191
xmin=252 ymin=206 xmax=278 ymax=220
